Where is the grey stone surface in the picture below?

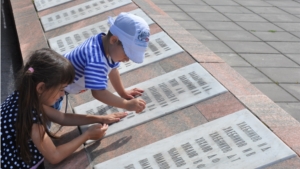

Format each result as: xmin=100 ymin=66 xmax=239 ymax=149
xmin=200 ymin=41 xmax=234 ymax=53
xmin=188 ymin=30 xmax=219 ymax=41
xmin=224 ymin=41 xmax=279 ymax=53
xmin=253 ymin=84 xmax=298 ymax=102
xmin=232 ymin=67 xmax=272 ymax=83
xmin=211 ymin=30 xmax=261 ymax=41
xmin=265 ymin=0 xmax=300 ymax=7
xmin=189 ymin=12 xmax=231 ymax=22
xmin=199 ymin=21 xmax=244 ymax=31
xmin=171 ymin=0 xmax=206 ymax=5
xmin=176 ymin=20 xmax=205 ymax=30
xmin=237 ymin=22 xmax=283 ymax=32
xmin=234 ymin=0 xmax=273 ymax=7
xmin=215 ymin=53 xmax=251 ymax=66
xmin=285 ymin=54 xmax=300 ymax=65
xmin=280 ymin=7 xmax=300 ymax=15
xmin=151 ymin=0 xmax=173 ymax=4
xmin=291 ymin=32 xmax=300 ymax=39
xmin=246 ymin=7 xmax=288 ymax=14
xmin=240 ymin=54 xmax=300 ymax=67
xmin=212 ymin=6 xmax=253 ymax=14
xmin=251 ymin=32 xmax=300 ymax=42
xmin=259 ymin=68 xmax=300 ymax=83
xmin=274 ymin=23 xmax=300 ymax=31
xmin=260 ymin=14 xmax=300 ymax=22
xmin=203 ymin=0 xmax=239 ymax=6
xmin=224 ymin=13 xmax=268 ymax=22
xmin=268 ymin=42 xmax=300 ymax=53
xmin=280 ymin=84 xmax=300 ymax=100
xmin=165 ymin=12 xmax=194 ymax=20
xmin=156 ymin=4 xmax=182 ymax=12
xmin=178 ymin=5 xmax=217 ymax=13
xmin=277 ymin=103 xmax=300 ymax=122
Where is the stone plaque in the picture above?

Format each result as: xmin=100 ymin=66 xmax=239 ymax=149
xmin=74 ymin=63 xmax=227 ymax=138
xmin=48 ymin=8 xmax=154 ymax=55
xmin=34 ymin=0 xmax=72 ymax=11
xmin=118 ymin=31 xmax=184 ymax=74
xmin=40 ymin=0 xmax=132 ymax=31
xmin=94 ymin=109 xmax=296 ymax=169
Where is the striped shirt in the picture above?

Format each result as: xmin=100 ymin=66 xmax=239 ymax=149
xmin=64 ymin=33 xmax=119 ymax=94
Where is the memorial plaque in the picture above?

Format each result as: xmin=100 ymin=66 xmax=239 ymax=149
xmin=94 ymin=109 xmax=296 ymax=169
xmin=48 ymin=8 xmax=154 ymax=55
xmin=74 ymin=63 xmax=227 ymax=138
xmin=40 ymin=0 xmax=132 ymax=31
xmin=34 ymin=0 xmax=72 ymax=11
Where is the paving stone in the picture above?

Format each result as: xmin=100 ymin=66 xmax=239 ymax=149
xmin=240 ymin=54 xmax=300 ymax=67
xmin=237 ymin=22 xmax=284 ymax=31
xmin=253 ymin=84 xmax=298 ymax=102
xmin=233 ymin=67 xmax=272 ymax=83
xmin=259 ymin=68 xmax=300 ymax=83
xmin=215 ymin=53 xmax=251 ymax=66
xmin=165 ymin=11 xmax=194 ymax=20
xmin=176 ymin=20 xmax=205 ymax=30
xmin=277 ymin=103 xmax=300 ymax=122
xmin=291 ymin=32 xmax=300 ymax=39
xmin=285 ymin=54 xmax=300 ymax=65
xmin=211 ymin=30 xmax=261 ymax=41
xmin=156 ymin=4 xmax=182 ymax=12
xmin=266 ymin=0 xmax=300 ymax=7
xmin=188 ymin=30 xmax=219 ymax=41
xmin=224 ymin=13 xmax=268 ymax=22
xmin=275 ymin=23 xmax=300 ymax=31
xmin=246 ymin=6 xmax=288 ymax=14
xmin=151 ymin=0 xmax=173 ymax=5
xmin=212 ymin=6 xmax=253 ymax=13
xmin=280 ymin=84 xmax=300 ymax=100
xmin=234 ymin=0 xmax=273 ymax=7
xmin=178 ymin=5 xmax=218 ymax=13
xmin=189 ymin=12 xmax=231 ymax=21
xmin=199 ymin=21 xmax=244 ymax=31
xmin=279 ymin=7 xmax=300 ymax=15
xmin=265 ymin=157 xmax=300 ymax=169
xmin=171 ymin=0 xmax=206 ymax=5
xmin=203 ymin=0 xmax=239 ymax=6
xmin=200 ymin=41 xmax=234 ymax=53
xmin=260 ymin=14 xmax=300 ymax=22
xmin=268 ymin=42 xmax=300 ymax=53
xmin=251 ymin=31 xmax=300 ymax=42
xmin=224 ymin=41 xmax=279 ymax=53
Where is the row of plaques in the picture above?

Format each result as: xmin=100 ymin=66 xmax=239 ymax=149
xmin=40 ymin=0 xmax=132 ymax=31
xmin=94 ymin=109 xmax=296 ymax=169
xmin=34 ymin=0 xmax=72 ymax=11
xmin=74 ymin=63 xmax=228 ymax=139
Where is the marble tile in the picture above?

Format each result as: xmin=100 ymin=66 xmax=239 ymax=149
xmin=34 ymin=0 xmax=72 ymax=11
xmin=94 ymin=109 xmax=296 ymax=169
xmin=40 ymin=0 xmax=132 ymax=31
xmin=74 ymin=63 xmax=227 ymax=139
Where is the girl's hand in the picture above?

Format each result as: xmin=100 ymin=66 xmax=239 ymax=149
xmin=122 ymin=88 xmax=144 ymax=100
xmin=86 ymin=124 xmax=108 ymax=140
xmin=101 ymin=112 xmax=127 ymax=124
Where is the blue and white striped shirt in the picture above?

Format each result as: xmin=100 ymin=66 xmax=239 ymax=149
xmin=64 ymin=33 xmax=119 ymax=94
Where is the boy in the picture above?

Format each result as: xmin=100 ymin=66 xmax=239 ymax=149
xmin=61 ymin=12 xmax=150 ymax=114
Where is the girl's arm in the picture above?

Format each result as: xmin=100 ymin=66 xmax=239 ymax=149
xmin=43 ymin=105 xmax=127 ymax=126
xmin=31 ymin=124 xmax=108 ymax=164
xmin=31 ymin=123 xmax=108 ymax=164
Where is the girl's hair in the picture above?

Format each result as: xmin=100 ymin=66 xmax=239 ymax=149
xmin=15 ymin=48 xmax=75 ymax=163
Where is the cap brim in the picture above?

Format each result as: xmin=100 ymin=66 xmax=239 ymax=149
xmin=123 ymin=43 xmax=145 ymax=64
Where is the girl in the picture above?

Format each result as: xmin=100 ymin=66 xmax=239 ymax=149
xmin=1 ymin=48 xmax=127 ymax=169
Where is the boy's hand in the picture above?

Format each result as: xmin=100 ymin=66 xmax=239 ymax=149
xmin=125 ymin=98 xmax=146 ymax=113
xmin=86 ymin=124 xmax=108 ymax=140
xmin=122 ymin=88 xmax=144 ymax=100
xmin=101 ymin=112 xmax=128 ymax=124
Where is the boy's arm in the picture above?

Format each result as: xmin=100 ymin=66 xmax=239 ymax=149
xmin=109 ymin=68 xmax=144 ymax=99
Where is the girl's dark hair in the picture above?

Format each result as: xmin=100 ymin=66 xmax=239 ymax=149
xmin=15 ymin=48 xmax=75 ymax=163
